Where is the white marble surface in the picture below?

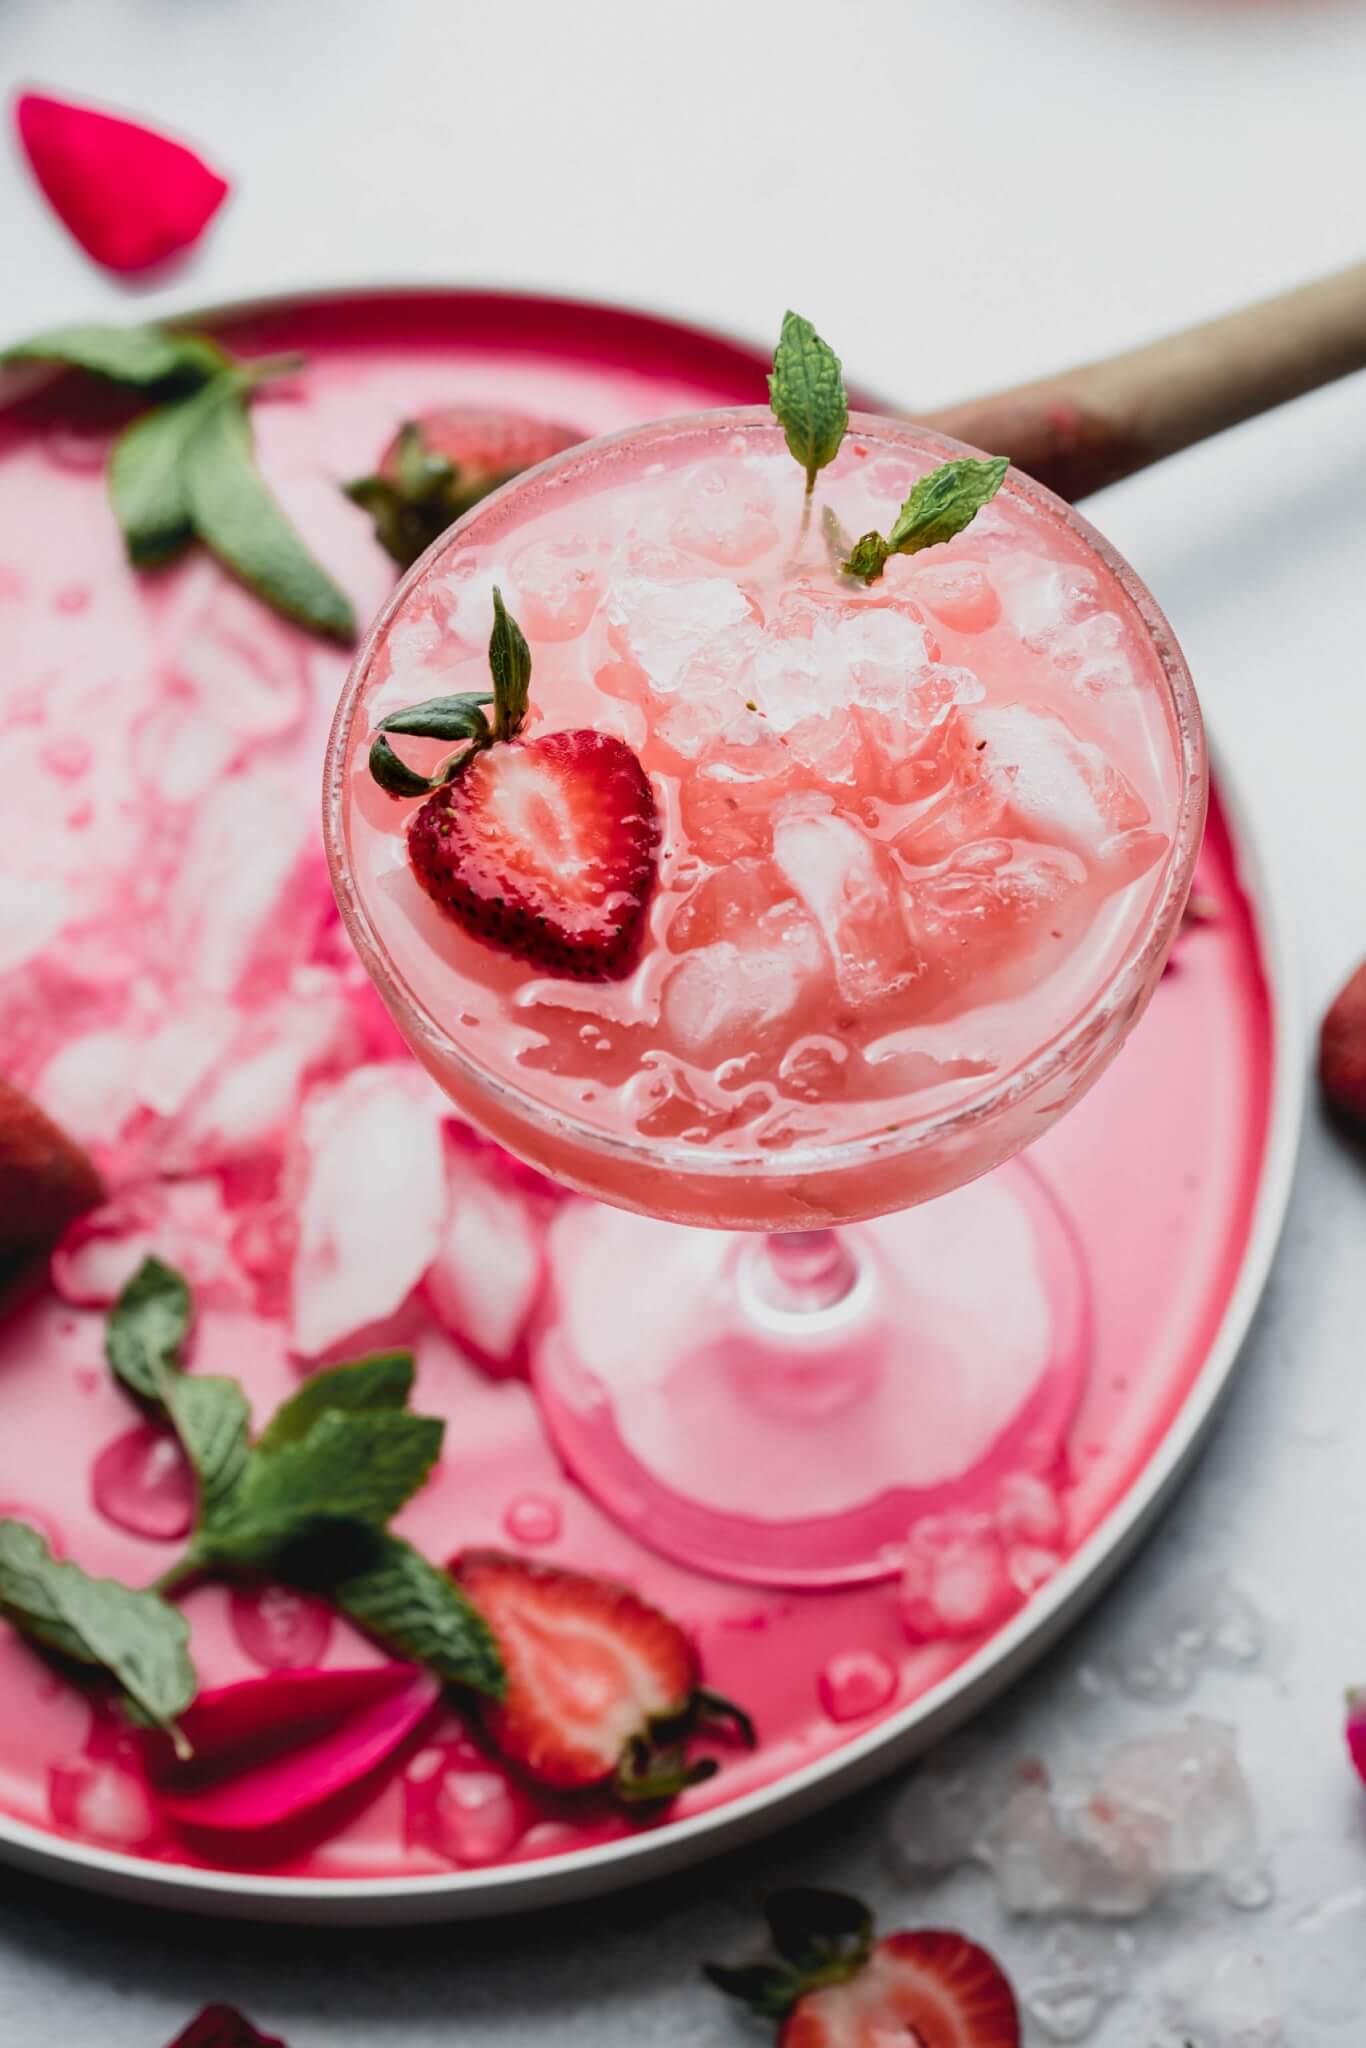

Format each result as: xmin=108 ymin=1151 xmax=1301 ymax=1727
xmin=4 ymin=0 xmax=1366 ymax=2039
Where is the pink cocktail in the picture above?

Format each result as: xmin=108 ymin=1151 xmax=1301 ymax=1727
xmin=326 ymin=411 xmax=1206 ymax=1585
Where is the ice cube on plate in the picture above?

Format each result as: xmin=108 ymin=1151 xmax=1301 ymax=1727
xmin=166 ymin=770 xmax=321 ymax=998
xmin=289 ymin=1063 xmax=448 ymax=1357
xmin=425 ymin=1165 xmax=544 ymax=1378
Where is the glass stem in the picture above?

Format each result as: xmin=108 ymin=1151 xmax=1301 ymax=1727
xmin=749 ymin=1228 xmax=860 ymax=1315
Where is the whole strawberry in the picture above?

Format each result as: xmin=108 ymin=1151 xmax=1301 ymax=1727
xmin=708 ymin=1890 xmax=1020 ymax=2048
xmin=0 ymin=1078 xmax=103 ymax=1289
xmin=1320 ymin=958 xmax=1366 ymax=1133
xmin=370 ymin=588 xmax=660 ymax=981
xmin=453 ymin=1548 xmax=753 ymax=1803
xmin=346 ymin=407 xmax=582 ymax=568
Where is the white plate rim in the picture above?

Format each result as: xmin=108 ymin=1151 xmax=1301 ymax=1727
xmin=0 ymin=284 xmax=1305 ymax=1922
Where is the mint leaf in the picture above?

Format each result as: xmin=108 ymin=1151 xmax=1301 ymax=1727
xmin=886 ymin=456 xmax=1009 ymax=554
xmin=489 ymin=586 xmax=532 ymax=742
xmin=843 ymin=456 xmax=1008 ymax=583
xmin=1 ymin=323 xmax=225 ymax=390
xmin=255 ymin=1352 xmax=416 ymax=1456
xmin=0 ymin=1520 xmax=195 ymax=1741
xmin=163 ymin=1375 xmax=251 ymax=1521
xmin=196 ymin=1411 xmax=443 ymax=1570
xmin=106 ymin=1255 xmax=192 ymax=1405
xmin=332 ymin=1535 xmax=503 ymax=1698
xmin=183 ymin=388 xmax=356 ymax=644
xmin=108 ymin=381 xmax=230 ymax=567
xmin=768 ymin=311 xmax=848 ymax=495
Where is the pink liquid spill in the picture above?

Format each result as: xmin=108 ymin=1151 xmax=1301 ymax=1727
xmin=90 ymin=1424 xmax=196 ymax=1542
xmin=0 ymin=293 xmax=1273 ymax=1882
xmin=229 ymin=1582 xmax=335 ymax=1671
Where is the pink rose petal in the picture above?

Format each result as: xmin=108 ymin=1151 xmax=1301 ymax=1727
xmin=15 ymin=89 xmax=229 ymax=274
xmin=149 ymin=1665 xmax=439 ymax=1836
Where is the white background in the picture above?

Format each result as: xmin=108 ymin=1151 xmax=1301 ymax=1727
xmin=4 ymin=0 xmax=1366 ymax=2040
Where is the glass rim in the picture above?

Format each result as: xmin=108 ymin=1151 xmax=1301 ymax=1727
xmin=323 ymin=406 xmax=1208 ymax=1186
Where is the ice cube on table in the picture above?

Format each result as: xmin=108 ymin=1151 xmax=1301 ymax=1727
xmin=424 ymin=1162 xmax=545 ymax=1378
xmin=772 ymin=802 xmax=921 ymax=1009
xmin=289 ymin=1063 xmax=449 ymax=1358
xmin=606 ymin=575 xmax=751 ymax=693
xmin=660 ymin=903 xmax=828 ymax=1065
xmin=1092 ymin=1719 xmax=1258 ymax=1884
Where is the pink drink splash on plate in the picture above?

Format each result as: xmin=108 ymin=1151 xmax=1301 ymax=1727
xmin=330 ymin=410 xmax=1203 ymax=1585
xmin=0 ymin=297 xmax=1266 ymax=1885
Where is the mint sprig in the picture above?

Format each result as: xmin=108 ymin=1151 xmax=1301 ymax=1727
xmin=0 ymin=1520 xmax=195 ymax=1748
xmin=367 ymin=586 xmax=528 ymax=797
xmin=768 ymin=311 xmax=848 ymax=495
xmin=5 ymin=320 xmax=355 ymax=644
xmin=1 ymin=323 xmax=226 ymax=389
xmin=105 ymin=1260 xmax=502 ymax=1699
xmin=843 ymin=455 xmax=1008 ymax=583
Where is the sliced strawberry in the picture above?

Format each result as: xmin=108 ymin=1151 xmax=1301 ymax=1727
xmin=347 ymin=407 xmax=582 ymax=568
xmin=409 ymin=729 xmax=658 ymax=980
xmin=0 ymin=1076 xmax=103 ymax=1277
xmin=453 ymin=1549 xmax=752 ymax=1801
xmin=708 ymin=1891 xmax=1019 ymax=2048
xmin=1320 ymin=958 xmax=1366 ymax=1133
xmin=372 ymin=588 xmax=659 ymax=982
xmin=783 ymin=1933 xmax=1019 ymax=2048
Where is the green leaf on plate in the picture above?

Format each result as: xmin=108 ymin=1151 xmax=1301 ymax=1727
xmin=1 ymin=323 xmax=226 ymax=390
xmin=105 ymin=1255 xmax=192 ymax=1406
xmin=0 ymin=1519 xmax=196 ymax=1742
xmin=182 ymin=386 xmax=357 ymax=643
xmin=108 ymin=379 xmax=228 ymax=567
xmin=255 ymin=1352 xmax=416 ymax=1457
xmin=331 ymin=1533 xmax=504 ymax=1698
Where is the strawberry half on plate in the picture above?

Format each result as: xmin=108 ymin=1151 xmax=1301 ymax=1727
xmin=453 ymin=1548 xmax=753 ymax=1804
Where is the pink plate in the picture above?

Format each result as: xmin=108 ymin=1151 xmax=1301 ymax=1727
xmin=0 ymin=288 xmax=1300 ymax=1921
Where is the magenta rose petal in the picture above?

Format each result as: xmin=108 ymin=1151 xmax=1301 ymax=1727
xmin=148 ymin=1665 xmax=439 ymax=1835
xmin=14 ymin=88 xmax=229 ymax=274
xmin=165 ymin=2009 xmax=286 ymax=2048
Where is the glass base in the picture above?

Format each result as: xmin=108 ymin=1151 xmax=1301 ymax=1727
xmin=531 ymin=1158 xmax=1091 ymax=1588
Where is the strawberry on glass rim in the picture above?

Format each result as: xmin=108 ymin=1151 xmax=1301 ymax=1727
xmin=369 ymin=588 xmax=660 ymax=981
xmin=707 ymin=1888 xmax=1020 ymax=2048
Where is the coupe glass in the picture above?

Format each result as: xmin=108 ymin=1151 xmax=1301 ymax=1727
xmin=324 ymin=411 xmax=1207 ymax=1589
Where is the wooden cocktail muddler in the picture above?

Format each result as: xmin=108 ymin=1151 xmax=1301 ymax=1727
xmin=920 ymin=258 xmax=1366 ymax=501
